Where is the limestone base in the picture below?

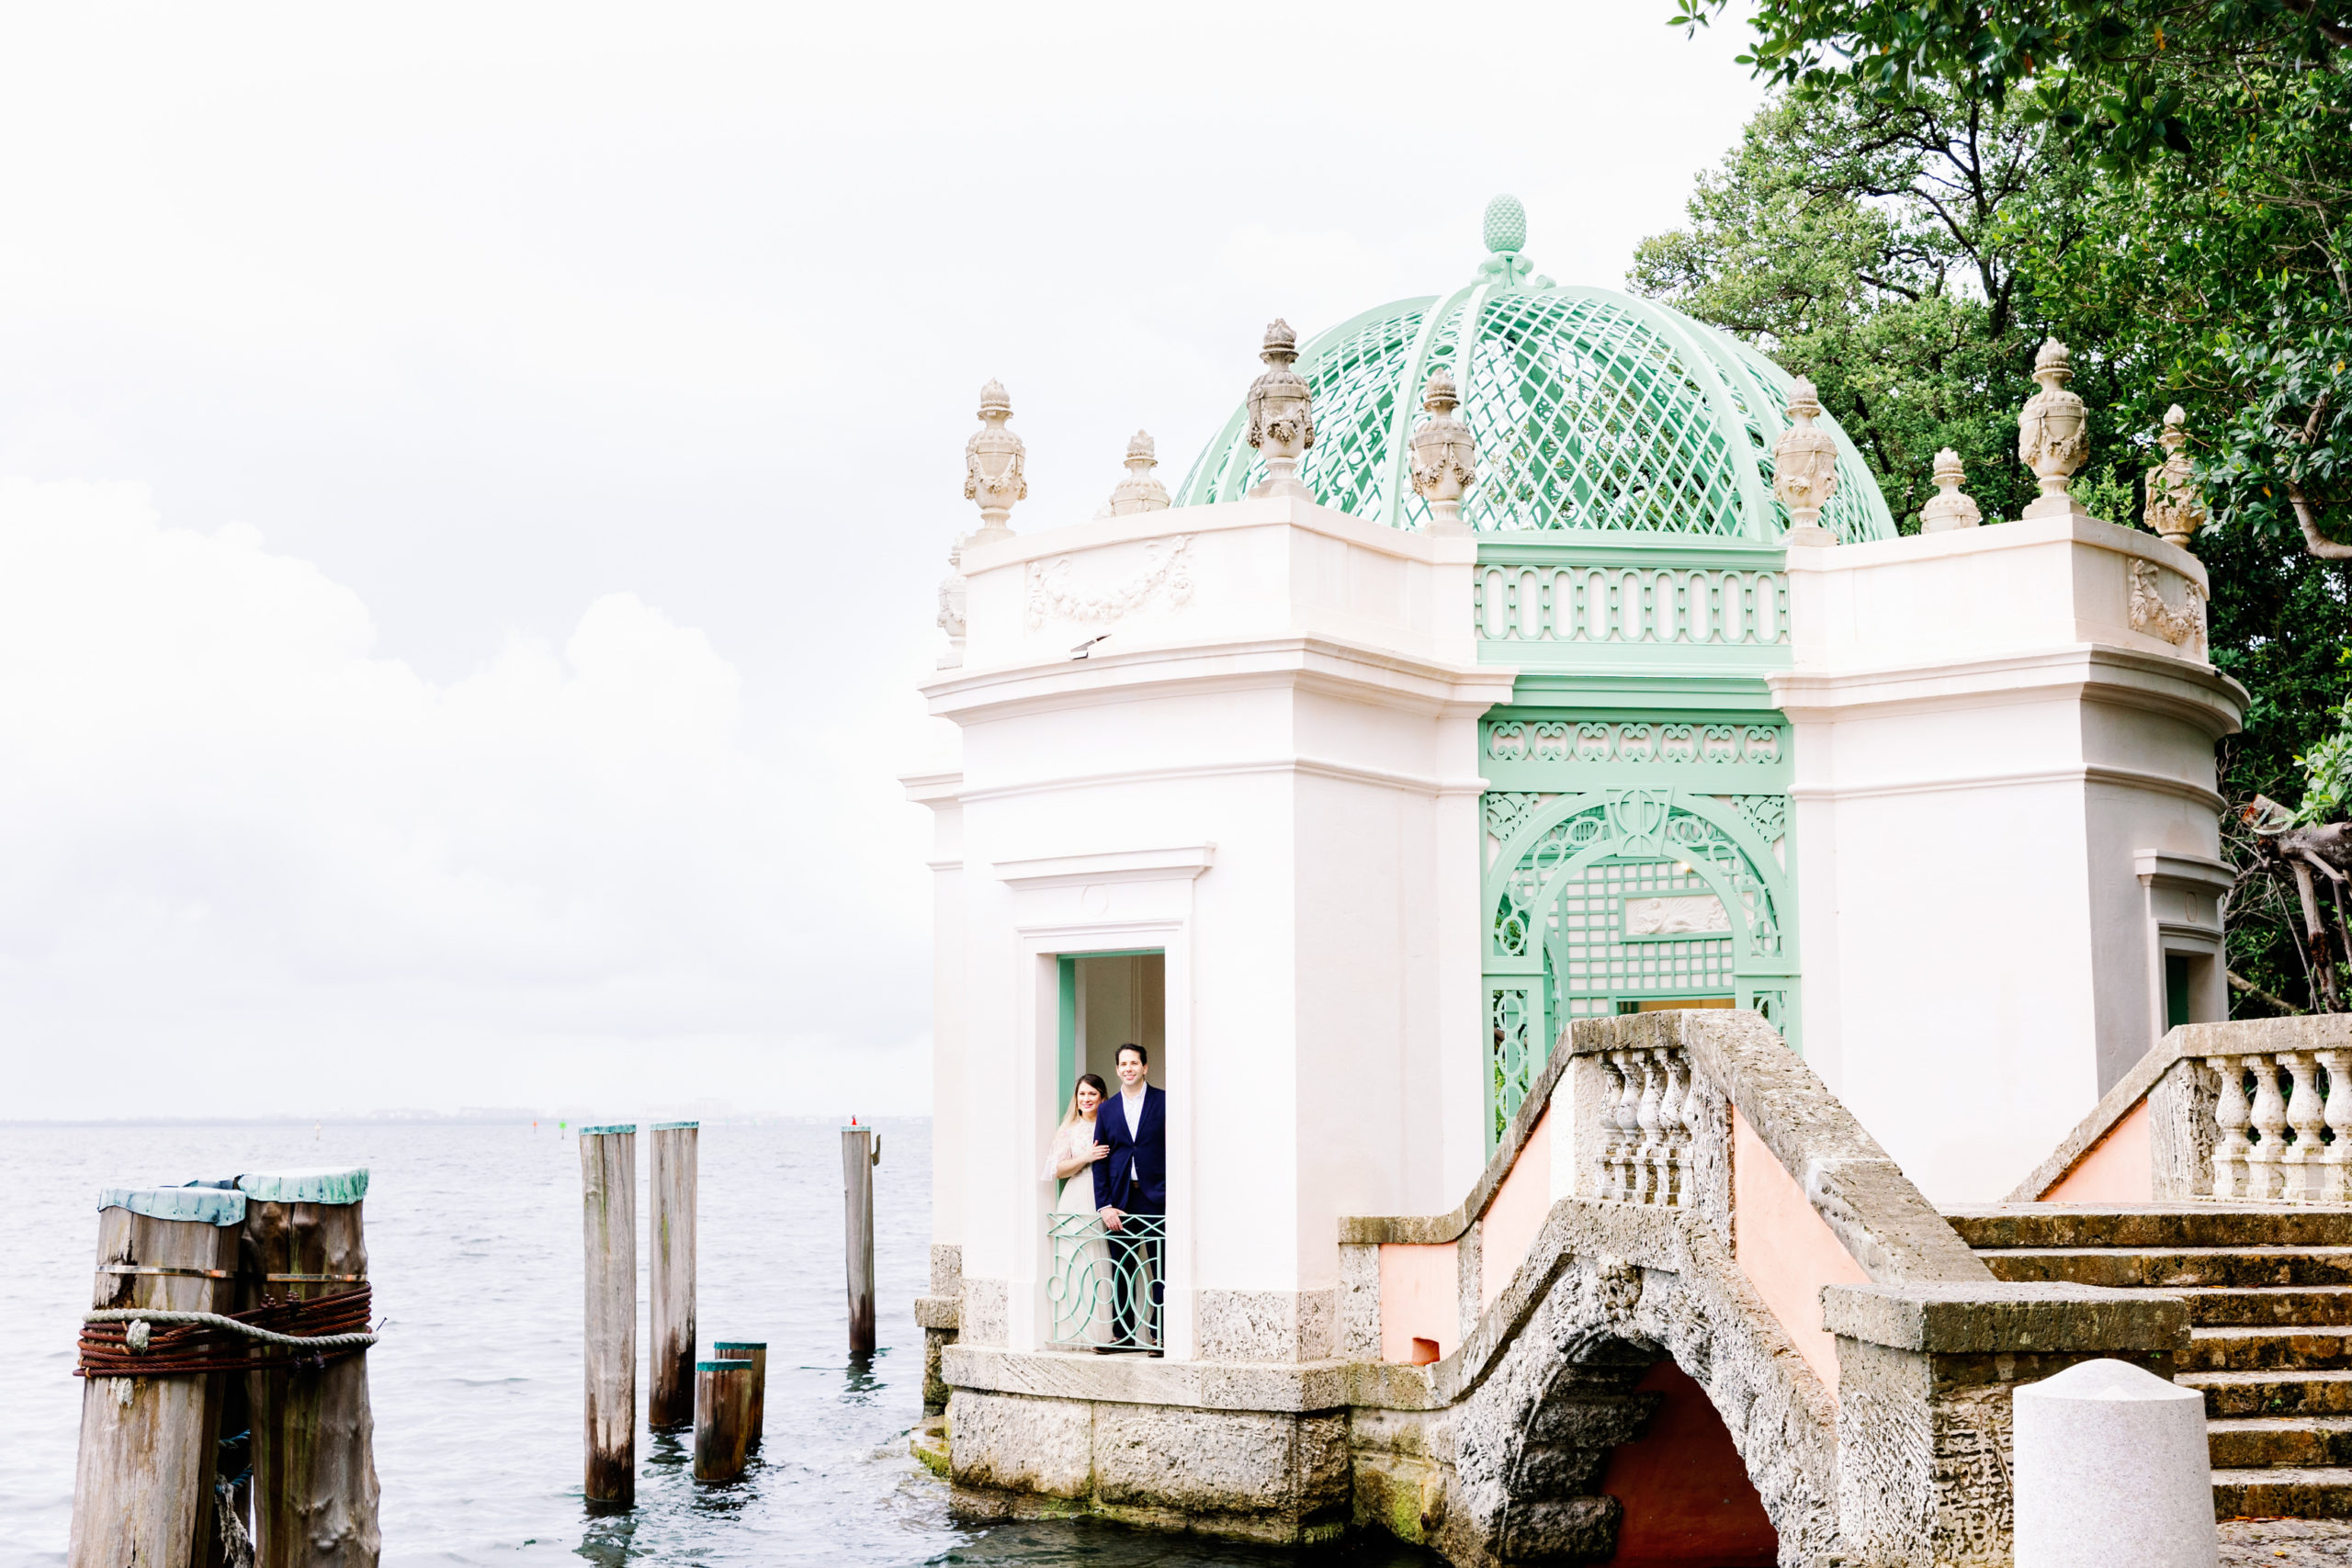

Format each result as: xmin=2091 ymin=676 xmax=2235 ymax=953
xmin=945 ymin=1389 xmax=1350 ymax=1546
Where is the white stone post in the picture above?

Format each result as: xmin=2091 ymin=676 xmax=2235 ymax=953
xmin=2208 ymin=1054 xmax=2251 ymax=1200
xmin=2283 ymin=1051 xmax=2324 ymax=1201
xmin=2013 ymin=1359 xmax=2215 ymax=1568
xmin=2320 ymin=1047 xmax=2352 ymax=1201
xmin=2249 ymin=1054 xmax=2288 ymax=1201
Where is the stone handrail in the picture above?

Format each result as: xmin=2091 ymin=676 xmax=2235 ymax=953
xmin=1336 ymin=1009 xmax=2182 ymax=1568
xmin=2007 ymin=1017 xmax=2352 ymax=1203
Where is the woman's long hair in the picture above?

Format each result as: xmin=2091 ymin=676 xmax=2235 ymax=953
xmin=1059 ymin=1072 xmax=1110 ymax=1130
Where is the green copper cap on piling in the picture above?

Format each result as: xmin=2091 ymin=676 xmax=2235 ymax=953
xmin=712 ymin=1340 xmax=765 ymax=1350
xmin=98 ymin=1186 xmax=246 ymax=1225
xmin=238 ymin=1167 xmax=368 ymax=1205
xmin=695 ymin=1359 xmax=750 ymax=1371
xmin=1482 ymin=193 xmax=1527 ymax=255
xmin=650 ymin=1121 xmax=698 ymax=1131
xmin=579 ymin=1123 xmax=636 ymax=1135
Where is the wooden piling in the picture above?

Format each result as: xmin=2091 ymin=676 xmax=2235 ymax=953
xmin=69 ymin=1186 xmax=244 ymax=1568
xmin=238 ymin=1167 xmax=379 ymax=1568
xmin=580 ymin=1124 xmax=637 ymax=1506
xmin=711 ymin=1341 xmax=766 ymax=1448
xmin=691 ymin=1360 xmax=753 ymax=1483
xmin=649 ymin=1122 xmax=697 ymax=1431
xmin=842 ymin=1123 xmax=878 ymax=1354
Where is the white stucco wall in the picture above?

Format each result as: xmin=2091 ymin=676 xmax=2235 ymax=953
xmin=1774 ymin=516 xmax=2243 ymax=1203
xmin=916 ymin=493 xmax=1510 ymax=1359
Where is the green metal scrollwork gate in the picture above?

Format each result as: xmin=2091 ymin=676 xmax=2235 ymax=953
xmin=1481 ymin=785 xmax=1796 ymax=1145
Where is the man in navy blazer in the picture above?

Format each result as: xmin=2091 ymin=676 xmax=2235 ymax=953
xmin=1092 ymin=1042 xmax=1164 ymax=1352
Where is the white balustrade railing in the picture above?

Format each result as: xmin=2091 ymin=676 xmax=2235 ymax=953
xmin=1597 ymin=1046 xmax=1693 ymax=1207
xmin=2206 ymin=1047 xmax=2352 ymax=1203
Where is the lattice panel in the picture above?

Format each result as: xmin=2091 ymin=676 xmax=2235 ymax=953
xmin=1548 ymin=859 xmax=1736 ymax=1000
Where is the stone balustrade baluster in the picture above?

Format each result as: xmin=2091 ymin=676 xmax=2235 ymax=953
xmin=2247 ymin=1055 xmax=2289 ymax=1201
xmin=2321 ymin=1048 xmax=2352 ymax=1203
xmin=2283 ymin=1052 xmax=2326 ymax=1202
xmin=1655 ymin=1053 xmax=1687 ymax=1206
xmin=1591 ymin=1054 xmax=1627 ymax=1198
xmin=1611 ymin=1051 xmax=1644 ymax=1201
xmin=1634 ymin=1055 xmax=1665 ymax=1203
xmin=2209 ymin=1055 xmax=2252 ymax=1201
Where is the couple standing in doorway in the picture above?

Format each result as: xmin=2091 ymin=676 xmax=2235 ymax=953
xmin=1044 ymin=1043 xmax=1164 ymax=1353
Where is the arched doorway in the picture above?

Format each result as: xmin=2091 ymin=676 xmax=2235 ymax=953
xmin=1498 ymin=1333 xmax=1779 ymax=1568
xmin=1482 ymin=787 xmax=1795 ymax=1141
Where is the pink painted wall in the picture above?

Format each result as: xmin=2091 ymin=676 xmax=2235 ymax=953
xmin=1481 ymin=1110 xmax=1553 ymax=1308
xmin=2041 ymin=1097 xmax=2154 ymax=1202
xmin=1597 ymin=1359 xmax=1779 ymax=1568
xmin=1731 ymin=1106 xmax=1870 ymax=1393
xmin=1378 ymin=1241 xmax=1458 ymax=1363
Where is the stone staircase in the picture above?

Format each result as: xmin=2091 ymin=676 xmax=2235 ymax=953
xmin=1950 ymin=1205 xmax=2352 ymax=1519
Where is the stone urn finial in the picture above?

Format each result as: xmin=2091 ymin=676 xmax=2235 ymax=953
xmin=963 ymin=379 xmax=1026 ymax=539
xmin=1408 ymin=367 xmax=1478 ymax=536
xmin=2143 ymin=403 xmax=2207 ymax=552
xmin=1102 ymin=429 xmax=1171 ymax=518
xmin=1246 ymin=320 xmax=1315 ymax=500
xmin=1772 ymin=378 xmax=1840 ymax=546
xmin=2018 ymin=338 xmax=2091 ymax=519
xmin=1918 ymin=447 xmax=1983 ymax=533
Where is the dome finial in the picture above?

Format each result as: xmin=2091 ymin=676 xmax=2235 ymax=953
xmin=1773 ymin=378 xmax=1840 ymax=546
xmin=1478 ymin=196 xmax=1532 ymax=289
xmin=1100 ymin=430 xmax=1171 ymax=518
xmin=1246 ymin=320 xmax=1316 ymax=500
xmin=1408 ymin=367 xmax=1477 ymax=536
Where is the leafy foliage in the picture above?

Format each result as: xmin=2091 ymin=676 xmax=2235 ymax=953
xmin=1633 ymin=35 xmax=2352 ymax=1009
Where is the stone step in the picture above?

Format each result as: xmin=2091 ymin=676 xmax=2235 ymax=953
xmin=1946 ymin=1205 xmax=2352 ymax=1251
xmin=2212 ymin=1467 xmax=2352 ymax=1519
xmin=1981 ymin=1246 xmax=2352 ymax=1289
xmin=2174 ymin=1286 xmax=2352 ymax=1327
xmin=2188 ymin=1326 xmax=2352 ymax=1372
xmin=2185 ymin=1370 xmax=2352 ymax=1417
xmin=2209 ymin=1416 xmax=2352 ymax=1470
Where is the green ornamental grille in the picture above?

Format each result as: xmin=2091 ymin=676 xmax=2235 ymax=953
xmin=1176 ymin=257 xmax=1895 ymax=544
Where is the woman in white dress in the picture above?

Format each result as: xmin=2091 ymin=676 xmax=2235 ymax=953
xmin=1043 ymin=1073 xmax=1114 ymax=1347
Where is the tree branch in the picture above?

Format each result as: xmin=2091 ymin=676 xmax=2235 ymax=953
xmin=2230 ymin=969 xmax=2308 ymax=1016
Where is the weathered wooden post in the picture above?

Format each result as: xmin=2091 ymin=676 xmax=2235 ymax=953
xmin=648 ymin=1122 xmax=697 ymax=1431
xmin=842 ymin=1122 xmax=879 ymax=1354
xmin=580 ymin=1124 xmax=637 ymax=1506
xmin=712 ymin=1340 xmax=766 ymax=1448
xmin=238 ymin=1167 xmax=379 ymax=1568
xmin=69 ymin=1186 xmax=244 ymax=1568
xmin=690 ymin=1359 xmax=753 ymax=1483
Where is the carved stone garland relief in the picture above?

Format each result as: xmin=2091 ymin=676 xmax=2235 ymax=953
xmin=1023 ymin=535 xmax=1195 ymax=630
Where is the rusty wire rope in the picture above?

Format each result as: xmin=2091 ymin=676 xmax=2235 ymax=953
xmin=76 ymin=1284 xmax=375 ymax=1379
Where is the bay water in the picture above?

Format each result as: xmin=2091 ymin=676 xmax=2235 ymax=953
xmin=0 ymin=1119 xmax=1432 ymax=1566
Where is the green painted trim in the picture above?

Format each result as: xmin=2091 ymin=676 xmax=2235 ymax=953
xmin=695 ymin=1359 xmax=750 ymax=1373
xmin=99 ymin=1186 xmax=246 ymax=1226
xmin=579 ymin=1124 xmax=635 ymax=1136
xmin=237 ymin=1168 xmax=369 ymax=1205
xmin=650 ymin=1121 xmax=699 ymax=1131
xmin=1057 ymin=955 xmax=1079 ymax=1111
xmin=712 ymin=1340 xmax=765 ymax=1350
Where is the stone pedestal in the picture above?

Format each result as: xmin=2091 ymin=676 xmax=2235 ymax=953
xmin=1824 ymin=1281 xmax=2190 ymax=1567
xmin=2013 ymin=1359 xmax=2214 ymax=1568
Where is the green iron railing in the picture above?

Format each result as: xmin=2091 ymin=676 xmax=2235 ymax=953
xmin=1046 ymin=1211 xmax=1165 ymax=1351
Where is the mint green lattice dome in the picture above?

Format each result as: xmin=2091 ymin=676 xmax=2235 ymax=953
xmin=1175 ymin=203 xmax=1895 ymax=543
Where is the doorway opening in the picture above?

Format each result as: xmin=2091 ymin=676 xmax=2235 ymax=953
xmin=1047 ymin=950 xmax=1167 ymax=1353
xmin=1057 ymin=951 xmax=1166 ymax=1105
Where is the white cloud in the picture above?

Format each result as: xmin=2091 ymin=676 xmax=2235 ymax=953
xmin=0 ymin=476 xmax=925 ymax=1119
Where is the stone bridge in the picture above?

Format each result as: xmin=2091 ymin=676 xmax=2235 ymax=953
xmin=933 ymin=1010 xmax=2189 ymax=1566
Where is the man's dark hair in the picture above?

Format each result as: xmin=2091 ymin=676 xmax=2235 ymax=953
xmin=1116 ymin=1043 xmax=1148 ymax=1066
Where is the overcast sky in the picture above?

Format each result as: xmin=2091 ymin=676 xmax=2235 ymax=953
xmin=0 ymin=4 xmax=1768 ymax=1120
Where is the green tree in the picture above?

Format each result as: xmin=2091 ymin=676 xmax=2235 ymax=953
xmin=1633 ymin=59 xmax=2352 ymax=1009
